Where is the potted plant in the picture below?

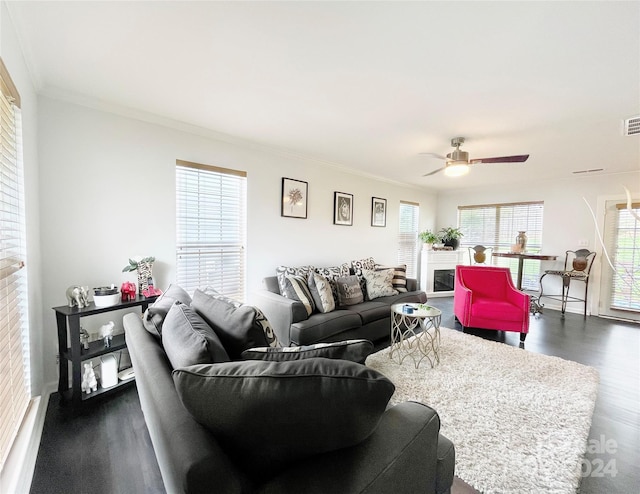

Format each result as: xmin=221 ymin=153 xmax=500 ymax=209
xmin=419 ymin=230 xmax=441 ymax=249
xmin=122 ymin=256 xmax=156 ymax=295
xmin=439 ymin=227 xmax=464 ymax=250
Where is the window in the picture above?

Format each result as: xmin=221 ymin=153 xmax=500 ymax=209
xmin=0 ymin=57 xmax=30 ymax=471
xmin=398 ymin=201 xmax=419 ymax=278
xmin=175 ymin=160 xmax=247 ymax=301
xmin=458 ymin=202 xmax=544 ymax=290
xmin=610 ymin=203 xmax=640 ymax=311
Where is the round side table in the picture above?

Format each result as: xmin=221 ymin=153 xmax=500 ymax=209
xmin=390 ymin=303 xmax=442 ymax=368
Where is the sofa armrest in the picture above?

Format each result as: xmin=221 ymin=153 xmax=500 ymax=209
xmin=259 ymin=401 xmax=452 ymax=494
xmin=124 ymin=313 xmax=250 ymax=494
xmin=250 ymin=289 xmax=308 ymax=346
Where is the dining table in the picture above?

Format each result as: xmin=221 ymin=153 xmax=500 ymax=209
xmin=491 ymin=251 xmax=558 ymax=290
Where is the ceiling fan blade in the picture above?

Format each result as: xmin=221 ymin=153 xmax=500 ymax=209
xmin=418 ymin=152 xmax=447 ymax=160
xmin=423 ymin=166 xmax=447 ymax=177
xmin=470 ymin=155 xmax=529 ymax=164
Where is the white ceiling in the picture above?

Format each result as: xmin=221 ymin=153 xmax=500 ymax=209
xmin=7 ymin=1 xmax=640 ymax=190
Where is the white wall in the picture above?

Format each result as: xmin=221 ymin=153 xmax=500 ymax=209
xmin=1 ymin=1 xmax=43 ymax=395
xmin=37 ymin=96 xmax=436 ymax=387
xmin=435 ymin=171 xmax=640 ymax=313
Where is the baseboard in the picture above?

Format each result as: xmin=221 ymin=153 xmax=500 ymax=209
xmin=0 ymin=382 xmax=54 ymax=494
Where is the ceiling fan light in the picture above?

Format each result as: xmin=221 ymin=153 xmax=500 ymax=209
xmin=444 ymin=163 xmax=470 ymax=177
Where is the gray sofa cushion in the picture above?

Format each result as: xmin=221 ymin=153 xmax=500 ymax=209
xmin=143 ymin=284 xmax=193 ymax=338
xmin=291 ymin=310 xmax=363 ymax=346
xmin=192 ymin=289 xmax=270 ymax=359
xmin=344 ymin=301 xmax=391 ymax=325
xmin=162 ymin=302 xmax=230 ymax=368
xmin=172 ymin=358 xmax=394 ymax=482
xmin=240 ymin=339 xmax=373 ymax=364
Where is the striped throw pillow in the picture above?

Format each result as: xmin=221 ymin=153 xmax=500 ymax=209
xmin=375 ymin=264 xmax=408 ymax=292
xmin=282 ymin=274 xmax=315 ymax=315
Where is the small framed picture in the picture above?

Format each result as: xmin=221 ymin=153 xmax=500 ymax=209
xmin=371 ymin=197 xmax=387 ymax=227
xmin=333 ymin=191 xmax=353 ymax=226
xmin=281 ymin=178 xmax=308 ymax=219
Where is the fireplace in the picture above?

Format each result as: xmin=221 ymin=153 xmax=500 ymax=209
xmin=420 ymin=248 xmax=467 ymax=297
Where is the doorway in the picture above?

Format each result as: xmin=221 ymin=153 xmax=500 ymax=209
xmin=597 ymin=198 xmax=640 ymax=322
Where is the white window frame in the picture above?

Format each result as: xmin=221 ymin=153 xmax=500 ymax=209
xmin=458 ymin=201 xmax=544 ymax=290
xmin=175 ymin=160 xmax=247 ymax=301
xmin=398 ymin=201 xmax=420 ymax=278
xmin=0 ymin=57 xmax=30 ymax=472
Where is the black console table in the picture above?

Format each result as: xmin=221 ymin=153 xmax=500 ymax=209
xmin=53 ymin=295 xmax=157 ymax=405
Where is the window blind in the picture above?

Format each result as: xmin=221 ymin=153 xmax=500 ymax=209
xmin=0 ymin=57 xmax=29 ymax=471
xmin=175 ymin=160 xmax=247 ymax=301
xmin=398 ymin=201 xmax=419 ymax=278
xmin=458 ymin=201 xmax=544 ymax=290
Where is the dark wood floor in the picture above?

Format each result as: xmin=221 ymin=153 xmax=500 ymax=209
xmin=30 ymin=298 xmax=639 ymax=494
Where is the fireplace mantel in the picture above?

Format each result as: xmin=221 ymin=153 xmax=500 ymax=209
xmin=420 ymin=248 xmax=467 ymax=297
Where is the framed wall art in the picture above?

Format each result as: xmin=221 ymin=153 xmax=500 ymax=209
xmin=281 ymin=177 xmax=308 ymax=219
xmin=333 ymin=191 xmax=353 ymax=226
xmin=371 ymin=197 xmax=387 ymax=227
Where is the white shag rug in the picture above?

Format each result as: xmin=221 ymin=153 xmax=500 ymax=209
xmin=366 ymin=327 xmax=599 ymax=494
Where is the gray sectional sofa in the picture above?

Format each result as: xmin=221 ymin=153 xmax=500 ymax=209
xmin=252 ymin=275 xmax=427 ymax=347
xmin=124 ymin=284 xmax=454 ymax=494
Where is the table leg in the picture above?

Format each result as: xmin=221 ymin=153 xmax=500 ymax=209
xmin=516 ymin=257 xmax=525 ymax=290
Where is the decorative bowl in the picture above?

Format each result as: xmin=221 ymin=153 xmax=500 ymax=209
xmin=93 ymin=286 xmax=120 ymax=307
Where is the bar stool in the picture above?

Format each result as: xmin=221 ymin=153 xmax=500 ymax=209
xmin=538 ymin=249 xmax=596 ymax=317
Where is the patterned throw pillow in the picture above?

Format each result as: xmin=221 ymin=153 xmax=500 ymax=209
xmin=362 ymin=269 xmax=398 ymax=300
xmin=282 ymin=275 xmax=315 ymax=316
xmin=351 ymin=257 xmax=376 ymax=299
xmin=315 ymin=264 xmax=350 ymax=302
xmin=254 ymin=306 xmax=280 ymax=348
xmin=335 ymin=275 xmax=364 ymax=306
xmin=307 ymin=272 xmax=335 ymax=313
xmin=275 ymin=265 xmax=315 ymax=295
xmin=375 ymin=264 xmax=408 ymax=293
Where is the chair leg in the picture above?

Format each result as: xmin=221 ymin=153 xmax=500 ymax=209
xmin=583 ymin=279 xmax=589 ymax=318
xmin=520 ymin=333 xmax=527 ymax=342
xmin=561 ymin=276 xmax=571 ymax=315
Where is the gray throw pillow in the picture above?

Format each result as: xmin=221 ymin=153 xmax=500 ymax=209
xmin=191 ymin=289 xmax=270 ymax=359
xmin=198 ymin=287 xmax=280 ymax=348
xmin=173 ymin=358 xmax=394 ymax=482
xmin=335 ymin=275 xmax=364 ymax=306
xmin=142 ymin=284 xmax=192 ymax=338
xmin=240 ymin=339 xmax=373 ymax=364
xmin=161 ymin=302 xmax=229 ymax=368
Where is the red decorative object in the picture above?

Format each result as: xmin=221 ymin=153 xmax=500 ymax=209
xmin=142 ymin=286 xmax=163 ymax=297
xmin=120 ymin=282 xmax=137 ymax=302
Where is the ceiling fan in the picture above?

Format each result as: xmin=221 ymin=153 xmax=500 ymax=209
xmin=421 ymin=137 xmax=529 ymax=177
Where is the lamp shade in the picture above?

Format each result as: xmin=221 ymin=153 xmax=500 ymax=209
xmin=444 ymin=162 xmax=470 ymax=177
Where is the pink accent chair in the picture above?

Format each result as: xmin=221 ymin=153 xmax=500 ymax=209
xmin=454 ymin=265 xmax=530 ymax=342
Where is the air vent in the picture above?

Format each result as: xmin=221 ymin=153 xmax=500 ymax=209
xmin=624 ymin=115 xmax=640 ymax=136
